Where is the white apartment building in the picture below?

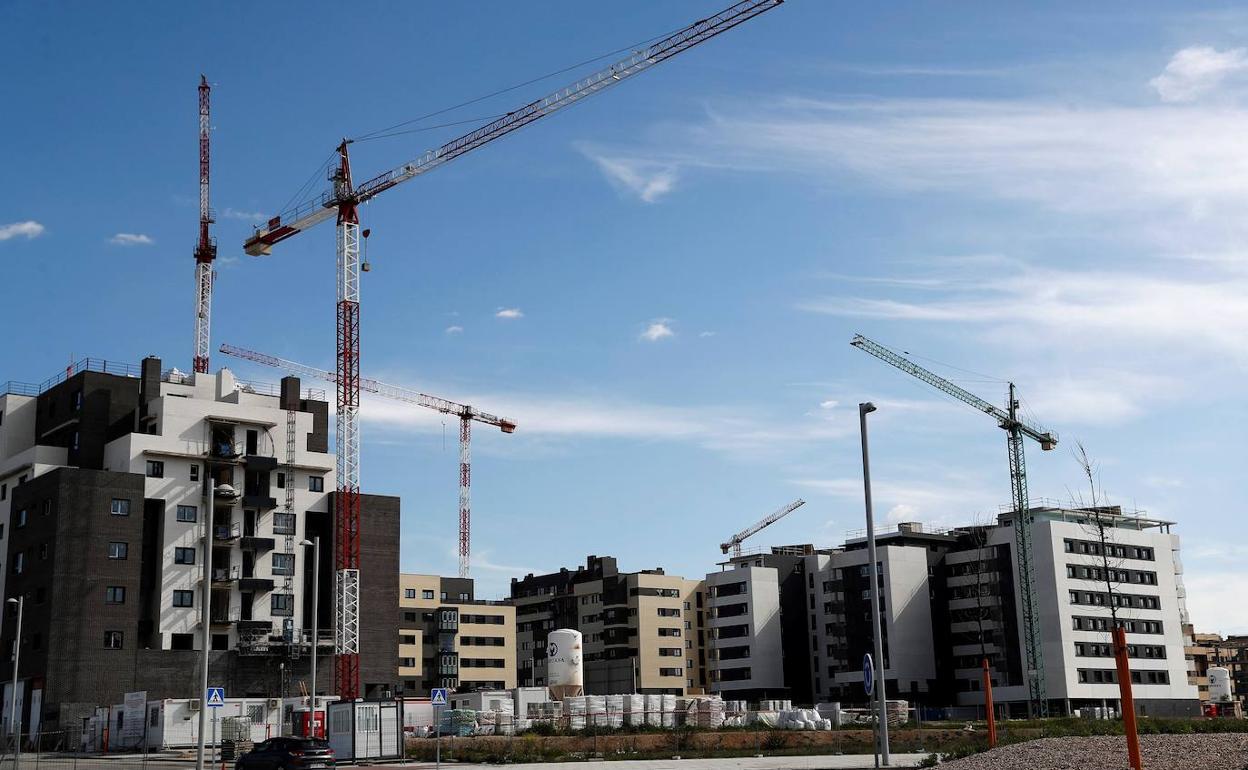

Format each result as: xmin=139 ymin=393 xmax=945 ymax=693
xmin=705 ymin=564 xmax=784 ymax=700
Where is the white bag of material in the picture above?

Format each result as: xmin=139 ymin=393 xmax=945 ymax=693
xmin=752 ymin=710 xmax=777 ymax=728
xmin=645 ymin=694 xmax=662 ymax=727
xmin=624 ymin=694 xmax=645 ymax=726
xmin=605 ymin=695 xmax=625 ymax=728
xmin=566 ymin=696 xmax=587 ymax=731
xmin=586 ymin=695 xmax=608 ymax=727
xmin=660 ymin=694 xmax=677 ymax=728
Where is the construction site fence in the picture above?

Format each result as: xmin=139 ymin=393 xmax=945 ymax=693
xmin=0 ymin=723 xmax=290 ymax=770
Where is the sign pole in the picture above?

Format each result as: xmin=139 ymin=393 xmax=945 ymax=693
xmin=431 ymin=687 xmax=447 ymax=770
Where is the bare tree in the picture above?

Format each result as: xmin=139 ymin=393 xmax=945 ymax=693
xmin=1072 ymin=443 xmax=1126 ymax=632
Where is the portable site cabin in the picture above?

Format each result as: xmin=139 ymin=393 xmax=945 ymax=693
xmin=136 ymin=698 xmax=282 ymax=750
xmin=326 ymin=701 xmax=401 ymax=761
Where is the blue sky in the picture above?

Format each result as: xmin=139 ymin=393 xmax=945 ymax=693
xmin=3 ymin=3 xmax=1247 ymax=631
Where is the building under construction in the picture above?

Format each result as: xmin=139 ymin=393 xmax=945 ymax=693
xmin=0 ymin=358 xmax=400 ymax=732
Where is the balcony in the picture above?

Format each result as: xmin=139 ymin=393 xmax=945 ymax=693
xmin=210 ymin=609 xmax=240 ymax=626
xmin=242 ymin=495 xmax=278 ymax=511
xmin=244 ymin=455 xmax=278 ymax=472
xmin=212 ymin=566 xmax=240 ymax=584
xmin=240 ymin=536 xmax=276 ymax=552
xmin=214 ymin=523 xmax=242 ymax=541
xmin=239 ymin=576 xmax=276 ymax=593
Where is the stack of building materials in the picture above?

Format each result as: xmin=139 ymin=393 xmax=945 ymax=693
xmin=586 ymin=694 xmax=608 ymax=727
xmin=723 ymin=700 xmax=748 ymax=727
xmin=660 ymin=694 xmax=678 ymax=727
xmin=815 ymin=702 xmax=843 ymax=728
xmin=644 ymin=694 xmax=663 ymax=727
xmin=691 ymin=697 xmax=726 ymax=728
xmin=476 ymin=702 xmax=515 ymax=736
xmin=438 ymin=709 xmax=478 ymax=737
xmin=605 ymin=695 xmax=626 ymax=728
xmin=777 ymin=708 xmax=832 ymax=731
xmin=565 ymin=696 xmax=588 ymax=731
xmin=623 ymin=694 xmax=646 ymax=726
xmin=514 ymin=687 xmax=551 ymax=731
xmin=758 ymin=699 xmax=793 ymax=712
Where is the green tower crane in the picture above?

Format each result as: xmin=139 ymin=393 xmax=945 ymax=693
xmin=850 ymin=333 xmax=1057 ymax=718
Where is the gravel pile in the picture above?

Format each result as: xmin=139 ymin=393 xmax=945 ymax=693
xmin=939 ymin=734 xmax=1248 ymax=770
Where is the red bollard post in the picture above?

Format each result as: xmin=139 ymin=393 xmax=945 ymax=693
xmin=982 ymin=659 xmax=997 ymax=749
xmin=1113 ymin=626 xmax=1144 ymax=770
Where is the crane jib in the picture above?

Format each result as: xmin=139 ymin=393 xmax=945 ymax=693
xmin=242 ymin=0 xmax=782 ymax=256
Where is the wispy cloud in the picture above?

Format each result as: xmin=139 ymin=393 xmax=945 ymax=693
xmin=495 ymin=308 xmax=523 ymax=320
xmin=791 ymin=472 xmax=1001 ymax=531
xmin=640 ymin=319 xmax=675 ymax=342
xmin=699 ymin=331 xmax=717 ymax=338
xmin=0 ymin=221 xmax=44 ymax=241
xmin=445 ymin=325 xmax=464 ymax=335
xmin=1150 ymin=46 xmax=1248 ymax=103
xmin=800 ymin=265 xmax=1248 ymax=362
xmin=110 ymin=233 xmax=154 ymax=246
xmin=222 ymin=207 xmax=266 ymax=221
xmin=579 ymin=145 xmax=679 ymax=203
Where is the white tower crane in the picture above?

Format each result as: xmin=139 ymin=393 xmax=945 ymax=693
xmin=721 ymin=499 xmax=806 ymax=557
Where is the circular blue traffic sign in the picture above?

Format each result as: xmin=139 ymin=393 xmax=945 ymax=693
xmin=863 ymin=653 xmax=874 ymax=696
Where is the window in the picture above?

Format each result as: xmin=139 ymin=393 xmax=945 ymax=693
xmin=272 ymin=594 xmax=294 ymax=616
xmin=170 ymin=633 xmax=194 ymax=650
xmin=0 ymin=484 xmax=5 ymax=501
xmin=190 ymin=464 xmax=199 ymax=482
xmin=12 ymin=552 xmax=23 ymax=575
xmin=108 ymin=542 xmax=128 ymax=560
xmin=308 ymin=476 xmax=324 ymax=492
xmin=106 ymin=586 xmax=126 ymax=604
xmin=174 ymin=505 xmax=198 ymax=523
xmin=459 ymin=592 xmax=469 ymax=601
xmin=38 ymin=542 xmax=48 ymax=560
xmin=16 ymin=509 xmax=26 ymax=528
xmin=175 ymin=547 xmax=196 ymax=565
xmin=173 ymin=590 xmax=194 ymax=608
xmin=104 ymin=631 xmax=124 ymax=649
xmin=41 ymin=499 xmax=52 ymax=516
xmin=272 ymin=553 xmax=295 ymax=576
xmin=404 ymin=589 xmax=417 ymax=599
xmin=399 ymin=657 xmax=417 ymax=668
xmin=113 ymin=499 xmax=132 ymax=517
xmin=276 ymin=472 xmax=285 ymax=489
xmin=146 ymin=460 xmax=164 ymax=478
xmin=273 ymin=513 xmax=296 ymax=535
xmin=423 ymin=590 xmax=435 ymax=600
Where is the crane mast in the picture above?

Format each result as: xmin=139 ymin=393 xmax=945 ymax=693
xmin=849 ymin=333 xmax=1056 ymax=717
xmin=721 ymin=499 xmax=806 ymax=557
xmin=193 ymin=75 xmax=216 ymax=374
xmin=239 ymin=0 xmax=782 ymax=700
xmin=218 ymin=343 xmax=516 ymax=579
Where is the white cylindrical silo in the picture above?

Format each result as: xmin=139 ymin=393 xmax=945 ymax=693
xmin=1209 ymin=666 xmax=1233 ymax=702
xmin=547 ymin=628 xmax=584 ymax=700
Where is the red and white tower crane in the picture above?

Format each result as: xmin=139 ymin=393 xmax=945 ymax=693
xmin=240 ymin=0 xmax=783 ymax=700
xmin=720 ymin=499 xmax=806 ymax=557
xmin=218 ymin=343 xmax=517 ymax=578
xmin=193 ymin=75 xmax=216 ymax=374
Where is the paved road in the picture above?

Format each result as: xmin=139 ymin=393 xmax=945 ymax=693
xmin=362 ymin=754 xmax=928 ymax=769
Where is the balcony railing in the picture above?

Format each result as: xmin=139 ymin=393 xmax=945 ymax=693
xmin=214 ymin=523 xmax=242 ymax=541
xmin=212 ymin=566 xmax=240 ymax=582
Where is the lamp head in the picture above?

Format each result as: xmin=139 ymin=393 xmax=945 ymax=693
xmin=860 ymin=402 xmax=877 ymax=415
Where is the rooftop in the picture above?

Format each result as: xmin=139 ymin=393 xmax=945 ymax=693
xmin=1 ymin=357 xmax=326 ymax=401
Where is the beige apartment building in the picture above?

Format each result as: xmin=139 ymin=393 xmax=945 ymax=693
xmin=398 ymin=573 xmax=516 ymax=696
xmin=511 ymin=555 xmax=707 ymax=695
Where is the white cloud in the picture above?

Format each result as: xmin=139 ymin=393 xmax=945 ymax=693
xmin=0 ymin=221 xmax=44 ymax=241
xmin=580 ymin=146 xmax=678 ymax=203
xmin=359 ymin=388 xmax=855 ymax=457
xmin=801 ymin=265 xmax=1248 ymax=362
xmin=445 ymin=325 xmax=464 ymax=335
xmin=110 ymin=233 xmax=154 ymax=246
xmin=1150 ymin=46 xmax=1248 ymax=103
xmin=699 ymin=331 xmax=717 ymax=338
xmin=819 ymin=400 xmax=839 ymax=410
xmin=222 ymin=207 xmax=266 ymax=221
xmin=495 ymin=308 xmax=523 ymax=320
xmin=640 ymin=319 xmax=675 ymax=342
xmin=791 ymin=473 xmax=1000 ymax=532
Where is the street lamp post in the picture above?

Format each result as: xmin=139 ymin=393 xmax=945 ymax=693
xmin=196 ymin=484 xmax=216 ymax=770
xmin=7 ymin=596 xmax=23 ymax=769
xmin=300 ymin=538 xmax=320 ymax=737
xmin=858 ymin=402 xmax=890 ymax=767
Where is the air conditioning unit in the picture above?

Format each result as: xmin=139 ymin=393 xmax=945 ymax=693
xmin=188 ymin=699 xmax=202 ymax=712
xmin=267 ymin=698 xmax=281 ymax=710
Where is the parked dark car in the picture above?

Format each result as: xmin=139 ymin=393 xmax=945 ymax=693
xmin=235 ymin=737 xmax=335 ymax=770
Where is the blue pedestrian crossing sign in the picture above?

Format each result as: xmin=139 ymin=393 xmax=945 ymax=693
xmin=430 ymin=688 xmax=448 ymax=707
xmin=206 ymin=686 xmax=226 ymax=708
xmin=863 ymin=654 xmax=874 ymax=696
